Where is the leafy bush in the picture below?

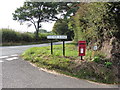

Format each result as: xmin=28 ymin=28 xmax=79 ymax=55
xmin=105 ymin=62 xmax=112 ymax=67
xmin=92 ymin=56 xmax=101 ymax=63
xmin=21 ymin=32 xmax=34 ymax=42
xmin=85 ymin=50 xmax=105 ymax=62
xmin=2 ymin=29 xmax=21 ymax=42
xmin=1 ymin=28 xmax=56 ymax=43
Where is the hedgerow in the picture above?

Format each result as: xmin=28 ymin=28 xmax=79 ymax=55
xmin=1 ymin=28 xmax=54 ymax=43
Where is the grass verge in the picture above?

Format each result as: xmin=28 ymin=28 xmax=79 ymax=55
xmin=22 ymin=43 xmax=118 ymax=84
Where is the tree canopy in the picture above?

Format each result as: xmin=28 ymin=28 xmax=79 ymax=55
xmin=13 ymin=2 xmax=58 ymax=40
xmin=52 ymin=19 xmax=74 ymax=40
xmin=13 ymin=2 xmax=80 ymax=40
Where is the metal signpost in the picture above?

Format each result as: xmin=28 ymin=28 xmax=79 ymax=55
xmin=51 ymin=40 xmax=53 ymax=54
xmin=47 ymin=35 xmax=67 ymax=56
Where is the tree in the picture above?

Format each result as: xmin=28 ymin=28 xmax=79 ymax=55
xmin=52 ymin=19 xmax=74 ymax=40
xmin=13 ymin=2 xmax=80 ymax=41
xmin=57 ymin=2 xmax=80 ymax=19
xmin=13 ymin=2 xmax=58 ymax=41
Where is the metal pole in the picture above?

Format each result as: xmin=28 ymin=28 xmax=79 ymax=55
xmin=63 ymin=40 xmax=65 ymax=56
xmin=81 ymin=56 xmax=83 ymax=60
xmin=51 ymin=40 xmax=53 ymax=54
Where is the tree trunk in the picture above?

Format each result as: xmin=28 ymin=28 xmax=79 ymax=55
xmin=35 ymin=29 xmax=39 ymax=41
xmin=35 ymin=21 xmax=40 ymax=41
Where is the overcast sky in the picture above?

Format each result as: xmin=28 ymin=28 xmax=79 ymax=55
xmin=0 ymin=0 xmax=55 ymax=32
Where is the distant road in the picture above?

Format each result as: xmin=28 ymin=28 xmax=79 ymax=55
xmin=0 ymin=41 xmax=118 ymax=88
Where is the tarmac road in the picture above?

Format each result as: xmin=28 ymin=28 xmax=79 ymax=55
xmin=0 ymin=41 xmax=119 ymax=88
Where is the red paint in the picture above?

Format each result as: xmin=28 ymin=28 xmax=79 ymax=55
xmin=78 ymin=41 xmax=86 ymax=56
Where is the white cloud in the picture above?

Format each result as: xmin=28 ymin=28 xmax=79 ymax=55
xmin=0 ymin=0 xmax=55 ymax=32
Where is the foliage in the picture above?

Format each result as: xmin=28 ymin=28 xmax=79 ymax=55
xmin=92 ymin=56 xmax=101 ymax=63
xmin=68 ymin=2 xmax=120 ymax=67
xmin=38 ymin=29 xmax=47 ymax=33
xmin=2 ymin=28 xmax=23 ymax=42
xmin=57 ymin=2 xmax=80 ymax=19
xmin=105 ymin=62 xmax=112 ymax=68
xmin=1 ymin=28 xmax=55 ymax=44
xmin=13 ymin=2 xmax=59 ymax=40
xmin=52 ymin=19 xmax=74 ymax=40
xmin=21 ymin=32 xmax=34 ymax=42
xmin=13 ymin=2 xmax=80 ymax=41
xmin=68 ymin=2 xmax=120 ymax=45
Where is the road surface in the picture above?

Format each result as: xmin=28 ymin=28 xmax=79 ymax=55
xmin=0 ymin=42 xmax=119 ymax=88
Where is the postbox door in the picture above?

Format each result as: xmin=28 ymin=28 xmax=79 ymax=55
xmin=79 ymin=47 xmax=85 ymax=56
xmin=80 ymin=48 xmax=84 ymax=54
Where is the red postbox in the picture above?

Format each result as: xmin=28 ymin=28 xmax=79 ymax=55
xmin=78 ymin=41 xmax=86 ymax=56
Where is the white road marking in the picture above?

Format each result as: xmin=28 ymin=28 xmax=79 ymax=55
xmin=6 ymin=57 xmax=18 ymax=61
xmin=10 ymin=54 xmax=18 ymax=56
xmin=0 ymin=56 xmax=8 ymax=59
xmin=0 ymin=60 xmax=3 ymax=63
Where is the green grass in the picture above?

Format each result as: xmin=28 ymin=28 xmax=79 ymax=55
xmin=22 ymin=43 xmax=118 ymax=84
xmin=23 ymin=43 xmax=78 ymax=56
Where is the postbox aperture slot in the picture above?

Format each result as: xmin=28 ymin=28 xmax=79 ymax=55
xmin=79 ymin=43 xmax=85 ymax=45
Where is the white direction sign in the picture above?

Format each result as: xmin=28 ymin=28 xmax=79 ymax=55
xmin=47 ymin=35 xmax=67 ymax=39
